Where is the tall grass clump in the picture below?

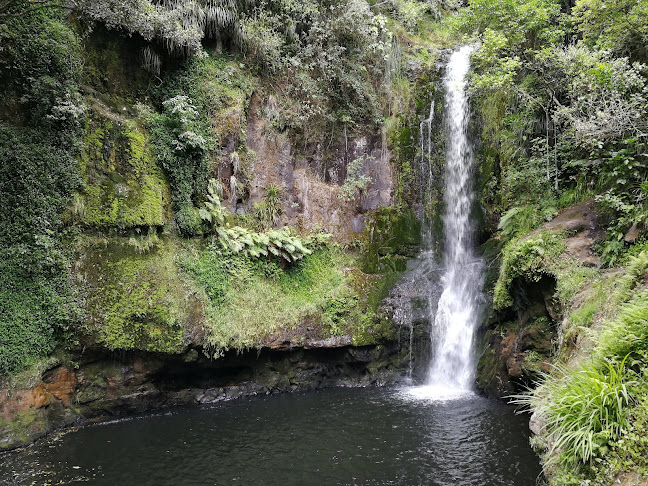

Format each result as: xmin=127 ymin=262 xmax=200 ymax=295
xmin=525 ymin=358 xmax=635 ymax=467
xmin=611 ymin=251 xmax=648 ymax=304
xmin=517 ymin=249 xmax=648 ymax=484
xmin=595 ymin=290 xmax=648 ymax=364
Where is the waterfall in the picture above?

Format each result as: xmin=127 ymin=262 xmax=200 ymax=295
xmin=397 ymin=45 xmax=485 ymax=403
xmin=426 ymin=45 xmax=483 ymax=391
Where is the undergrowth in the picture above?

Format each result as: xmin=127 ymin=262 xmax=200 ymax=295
xmin=179 ymin=244 xmax=386 ymax=356
xmin=519 ymin=251 xmax=648 ymax=484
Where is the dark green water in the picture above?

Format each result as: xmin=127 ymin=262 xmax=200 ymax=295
xmin=0 ymin=387 xmax=541 ymax=486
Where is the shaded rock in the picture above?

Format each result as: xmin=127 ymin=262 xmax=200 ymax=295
xmin=0 ymin=343 xmax=409 ymax=451
xmin=535 ymin=199 xmax=602 ymax=266
xmin=625 ymin=223 xmax=640 ymax=243
xmin=613 ymin=471 xmax=648 ymax=486
xmin=529 ymin=411 xmax=546 ymax=436
xmin=306 ymin=336 xmax=352 ymax=349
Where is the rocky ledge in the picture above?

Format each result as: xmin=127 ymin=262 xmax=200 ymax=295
xmin=0 ymin=343 xmax=407 ymax=452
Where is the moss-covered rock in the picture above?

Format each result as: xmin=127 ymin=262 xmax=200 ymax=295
xmin=76 ymin=237 xmax=200 ymax=353
xmin=477 ymin=316 xmax=555 ymax=397
xmin=361 ymin=206 xmax=422 ymax=273
xmin=76 ymin=114 xmax=171 ymax=228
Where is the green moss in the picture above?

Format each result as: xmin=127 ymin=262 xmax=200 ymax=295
xmin=79 ymin=237 xmax=193 ymax=353
xmin=493 ymin=231 xmax=566 ymax=309
xmin=180 ymin=245 xmax=345 ymax=352
xmin=360 ymin=206 xmax=422 ymax=274
xmin=81 ymin=24 xmax=153 ymax=104
xmin=476 ymin=344 xmax=504 ymax=392
xmin=77 ymin=115 xmax=171 ymax=228
xmin=179 ymin=242 xmax=396 ymax=355
xmin=0 ymin=408 xmax=45 ymax=449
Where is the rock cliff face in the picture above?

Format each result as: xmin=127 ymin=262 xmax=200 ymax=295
xmin=214 ymin=93 xmax=394 ymax=242
xmin=0 ymin=99 xmax=412 ymax=450
xmin=0 ymin=18 xmax=447 ymax=450
xmin=0 ymin=344 xmax=407 ymax=451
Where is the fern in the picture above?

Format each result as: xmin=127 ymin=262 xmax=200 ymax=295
xmin=613 ymin=250 xmax=648 ymax=303
xmin=199 ymin=179 xmax=311 ymax=262
xmin=596 ymin=289 xmax=648 ymax=363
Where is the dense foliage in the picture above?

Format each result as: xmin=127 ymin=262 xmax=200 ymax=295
xmin=0 ymin=6 xmax=84 ymax=373
xmin=453 ymin=1 xmax=648 ymax=483
xmin=0 ymin=0 xmax=440 ymax=376
xmin=452 ymin=0 xmax=647 ymax=262
xmin=514 ymin=252 xmax=648 ymax=485
xmin=2 ymin=2 xmax=646 ymax=483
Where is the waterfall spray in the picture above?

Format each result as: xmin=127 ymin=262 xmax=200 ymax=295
xmin=427 ymin=45 xmax=483 ymax=391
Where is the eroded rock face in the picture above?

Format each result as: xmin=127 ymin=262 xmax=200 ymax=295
xmin=477 ymin=200 xmax=604 ymax=398
xmin=533 ymin=199 xmax=602 ymax=267
xmin=613 ymin=472 xmax=648 ymax=486
xmin=0 ymin=344 xmax=407 ymax=451
xmin=218 ymin=94 xmax=394 ymax=242
xmin=477 ymin=276 xmax=558 ymax=398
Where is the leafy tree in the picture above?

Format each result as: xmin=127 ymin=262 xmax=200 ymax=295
xmin=573 ymin=0 xmax=648 ymax=61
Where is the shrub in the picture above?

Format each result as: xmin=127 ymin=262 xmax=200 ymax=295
xmin=595 ymin=290 xmax=648 ymax=364
xmin=340 ymin=155 xmax=372 ymax=201
xmin=0 ymin=123 xmax=83 ymax=375
xmin=146 ymin=95 xmax=211 ymax=225
xmin=199 ymin=179 xmax=311 ymax=262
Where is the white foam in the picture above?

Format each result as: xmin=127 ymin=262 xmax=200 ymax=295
xmin=398 ymin=385 xmax=475 ymax=402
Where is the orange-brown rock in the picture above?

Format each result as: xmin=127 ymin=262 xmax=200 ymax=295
xmin=42 ymin=367 xmax=77 ymax=407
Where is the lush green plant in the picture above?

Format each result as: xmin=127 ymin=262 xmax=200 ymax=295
xmin=199 ymin=178 xmax=228 ymax=228
xmin=611 ymin=250 xmax=648 ymax=302
xmin=568 ymin=301 xmax=598 ymax=329
xmin=493 ymin=231 xmax=565 ymax=309
xmin=496 ymin=204 xmax=553 ymax=239
xmin=147 ymin=95 xmax=211 ymax=235
xmin=597 ymin=390 xmax=648 ymax=481
xmin=239 ymin=0 xmax=397 ymax=144
xmin=0 ymin=5 xmax=85 ymax=375
xmin=595 ymin=290 xmax=648 ymax=364
xmin=519 ymin=250 xmax=648 ymax=483
xmin=521 ymin=358 xmax=635 ymax=467
xmin=200 ymin=178 xmax=311 ymax=262
xmin=70 ymin=0 xmax=243 ymax=63
xmin=572 ymin=0 xmax=648 ymax=62
xmin=254 ymin=184 xmax=282 ymax=230
xmin=181 ymin=245 xmax=353 ymax=354
xmin=0 ymin=2 xmax=84 ymax=130
xmin=340 ymin=155 xmax=372 ymax=201
xmin=454 ymin=0 xmax=648 ymax=260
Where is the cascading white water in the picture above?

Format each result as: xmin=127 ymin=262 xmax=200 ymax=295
xmin=425 ymin=45 xmax=484 ymax=393
xmin=426 ymin=46 xmax=483 ymax=390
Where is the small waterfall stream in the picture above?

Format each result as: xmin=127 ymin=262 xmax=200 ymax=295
xmin=409 ymin=46 xmax=484 ymax=399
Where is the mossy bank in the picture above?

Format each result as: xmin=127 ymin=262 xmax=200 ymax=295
xmin=0 ymin=0 xmax=455 ymax=450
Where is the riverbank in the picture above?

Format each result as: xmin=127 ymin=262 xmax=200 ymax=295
xmin=0 ymin=342 xmax=413 ymax=452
